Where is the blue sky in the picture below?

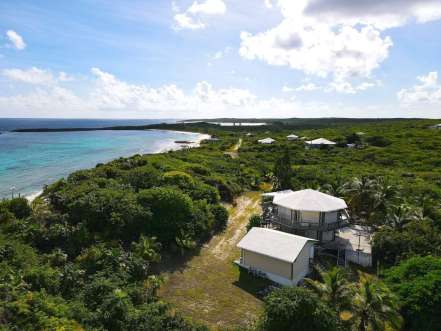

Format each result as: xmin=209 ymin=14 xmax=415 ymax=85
xmin=0 ymin=0 xmax=441 ymax=118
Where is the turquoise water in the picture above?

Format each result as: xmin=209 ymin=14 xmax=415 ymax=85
xmin=0 ymin=129 xmax=203 ymax=198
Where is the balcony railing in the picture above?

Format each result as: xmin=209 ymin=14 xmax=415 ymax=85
xmin=270 ymin=216 xmax=348 ymax=231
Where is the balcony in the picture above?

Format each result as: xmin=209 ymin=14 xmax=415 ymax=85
xmin=270 ymin=216 xmax=348 ymax=231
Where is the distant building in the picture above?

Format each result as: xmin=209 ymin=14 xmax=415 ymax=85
xmin=236 ymin=227 xmax=316 ymax=286
xmin=263 ymin=189 xmax=349 ymax=242
xmin=287 ymin=134 xmax=299 ymax=141
xmin=305 ymin=138 xmax=336 ymax=148
xmin=258 ymin=137 xmax=276 ymax=144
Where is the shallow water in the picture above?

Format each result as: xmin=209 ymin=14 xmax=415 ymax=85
xmin=0 ymin=129 xmax=202 ymax=198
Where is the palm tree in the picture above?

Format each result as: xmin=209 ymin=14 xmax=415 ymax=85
xmin=305 ymin=267 xmax=353 ymax=313
xmin=132 ymin=235 xmax=161 ymax=262
xmin=385 ymin=203 xmax=420 ymax=230
xmin=372 ymin=178 xmax=399 ymax=214
xmin=321 ymin=177 xmax=347 ymax=199
xmin=344 ymin=177 xmax=378 ymax=222
xmin=350 ymin=273 xmax=402 ymax=331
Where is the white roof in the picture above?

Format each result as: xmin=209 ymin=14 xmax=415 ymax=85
xmin=258 ymin=137 xmax=275 ymax=143
xmin=305 ymin=138 xmax=336 ymax=145
xmin=287 ymin=134 xmax=299 ymax=138
xmin=336 ymin=225 xmax=371 ymax=254
xmin=237 ymin=227 xmax=316 ymax=263
xmin=273 ymin=189 xmax=347 ymax=212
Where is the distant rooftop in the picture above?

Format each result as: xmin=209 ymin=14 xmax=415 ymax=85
xmin=305 ymin=138 xmax=336 ymax=145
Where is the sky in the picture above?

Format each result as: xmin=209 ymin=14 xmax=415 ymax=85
xmin=0 ymin=0 xmax=441 ymax=119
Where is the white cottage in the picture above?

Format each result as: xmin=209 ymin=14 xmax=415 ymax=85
xmin=236 ymin=228 xmax=316 ymax=286
xmin=287 ymin=134 xmax=299 ymax=141
xmin=258 ymin=137 xmax=276 ymax=144
xmin=266 ymin=189 xmax=349 ymax=242
xmin=305 ymin=138 xmax=336 ymax=148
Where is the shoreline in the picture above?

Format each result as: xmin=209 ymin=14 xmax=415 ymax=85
xmin=23 ymin=130 xmax=210 ymax=202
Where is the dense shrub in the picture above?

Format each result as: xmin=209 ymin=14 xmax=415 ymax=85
xmin=262 ymin=287 xmax=341 ymax=331
xmin=384 ymin=256 xmax=441 ymax=331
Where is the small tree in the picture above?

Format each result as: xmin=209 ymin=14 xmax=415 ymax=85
xmin=262 ymin=287 xmax=341 ymax=331
xmin=273 ymin=150 xmax=293 ymax=190
xmin=384 ymin=256 xmax=441 ymax=331
xmin=246 ymin=215 xmax=263 ymax=232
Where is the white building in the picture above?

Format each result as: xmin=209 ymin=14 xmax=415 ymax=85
xmin=336 ymin=225 xmax=372 ymax=267
xmin=287 ymin=134 xmax=299 ymax=141
xmin=264 ymin=189 xmax=349 ymax=242
xmin=236 ymin=227 xmax=316 ymax=286
xmin=305 ymin=138 xmax=336 ymax=148
xmin=258 ymin=137 xmax=276 ymax=144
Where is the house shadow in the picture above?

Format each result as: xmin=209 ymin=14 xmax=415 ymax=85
xmin=152 ymin=245 xmax=203 ymax=274
xmin=232 ymin=265 xmax=273 ymax=300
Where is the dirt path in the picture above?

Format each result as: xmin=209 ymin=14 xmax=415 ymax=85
xmin=224 ymin=138 xmax=242 ymax=159
xmin=158 ymin=192 xmax=266 ymax=329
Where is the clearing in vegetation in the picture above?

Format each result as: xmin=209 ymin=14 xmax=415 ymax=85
xmin=158 ymin=191 xmax=269 ymax=329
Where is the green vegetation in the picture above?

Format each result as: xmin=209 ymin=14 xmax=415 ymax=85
xmin=1 ymin=118 xmax=441 ymax=330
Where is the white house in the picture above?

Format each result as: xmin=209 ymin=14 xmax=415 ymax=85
xmin=305 ymin=138 xmax=336 ymax=148
xmin=287 ymin=134 xmax=299 ymax=141
xmin=265 ymin=189 xmax=349 ymax=242
xmin=236 ymin=227 xmax=316 ymax=286
xmin=336 ymin=225 xmax=372 ymax=267
xmin=258 ymin=137 xmax=276 ymax=144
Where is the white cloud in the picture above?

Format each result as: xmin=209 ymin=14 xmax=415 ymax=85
xmin=188 ymin=0 xmax=226 ymax=15
xmin=241 ymin=0 xmax=441 ymax=93
xmin=298 ymin=0 xmax=441 ymax=30
xmin=3 ymin=67 xmax=54 ymax=85
xmin=212 ymin=46 xmax=231 ymax=60
xmin=283 ymin=83 xmax=321 ymax=92
xmin=2 ymin=67 xmax=75 ymax=85
xmin=173 ymin=0 xmax=226 ymax=30
xmin=240 ymin=22 xmax=392 ymax=82
xmin=0 ymin=67 xmax=319 ymax=118
xmin=173 ymin=13 xmax=205 ymax=30
xmin=6 ymin=30 xmax=26 ymax=50
xmin=398 ymin=71 xmax=441 ymax=105
xmin=264 ymin=0 xmax=274 ymax=9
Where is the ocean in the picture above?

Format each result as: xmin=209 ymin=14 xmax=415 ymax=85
xmin=0 ymin=118 xmax=204 ymax=199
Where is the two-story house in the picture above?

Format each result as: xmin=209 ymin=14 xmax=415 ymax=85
xmin=263 ymin=189 xmax=349 ymax=242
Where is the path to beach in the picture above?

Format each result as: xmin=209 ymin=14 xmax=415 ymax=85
xmin=159 ymin=191 xmax=266 ymax=329
xmin=224 ymin=138 xmax=242 ymax=159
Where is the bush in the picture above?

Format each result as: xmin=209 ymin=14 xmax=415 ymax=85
xmin=366 ymin=135 xmax=391 ymax=147
xmin=384 ymin=256 xmax=441 ymax=331
xmin=262 ymin=287 xmax=340 ymax=331
xmin=210 ymin=204 xmax=229 ymax=231
xmin=6 ymin=197 xmax=32 ymax=219
xmin=247 ymin=215 xmax=263 ymax=232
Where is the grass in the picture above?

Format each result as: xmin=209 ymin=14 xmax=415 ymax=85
xmin=158 ymin=191 xmax=269 ymax=329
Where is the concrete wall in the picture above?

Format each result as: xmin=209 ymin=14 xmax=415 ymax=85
xmin=241 ymin=243 xmax=315 ymax=286
xmin=346 ymin=250 xmax=372 ymax=267
xmin=291 ymin=242 xmax=314 ymax=285
xmin=242 ymin=249 xmax=292 ymax=279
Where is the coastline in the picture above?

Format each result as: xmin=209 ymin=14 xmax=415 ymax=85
xmin=23 ymin=130 xmax=211 ymax=202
